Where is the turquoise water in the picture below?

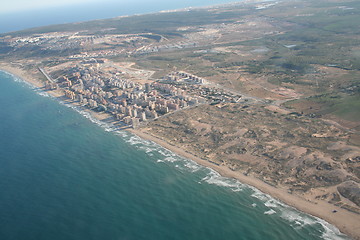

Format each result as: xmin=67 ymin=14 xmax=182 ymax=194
xmin=0 ymin=70 xmax=349 ymax=240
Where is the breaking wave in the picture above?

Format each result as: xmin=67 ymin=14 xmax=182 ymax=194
xmin=250 ymin=188 xmax=348 ymax=239
xmin=201 ymin=169 xmax=245 ymax=192
xmin=264 ymin=209 xmax=276 ymax=215
xmin=11 ymin=68 xmax=348 ymax=240
xmin=123 ymin=133 xmax=204 ymax=173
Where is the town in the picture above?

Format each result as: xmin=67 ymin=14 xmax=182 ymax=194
xmin=1 ymin=0 xmax=360 ymax=238
xmin=43 ymin=60 xmax=242 ymax=128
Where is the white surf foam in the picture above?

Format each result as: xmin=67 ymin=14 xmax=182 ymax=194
xmin=7 ymin=68 xmax=348 ymax=240
xmin=124 ymin=136 xmax=190 ymax=165
xmin=62 ymin=103 xmax=118 ymax=132
xmin=49 ymin=99 xmax=353 ymax=240
xmin=184 ymin=161 xmax=202 ymax=172
xmin=201 ymin=169 xmax=245 ymax=192
xmin=250 ymin=188 xmax=274 ymax=202
xmin=248 ymin=186 xmax=349 ymax=239
xmin=4 ymin=71 xmax=33 ymax=87
xmin=2 ymin=71 xmax=51 ymax=99
xmin=318 ymin=217 xmax=347 ymax=240
xmin=126 ymin=136 xmax=148 ymax=146
xmin=264 ymin=209 xmax=276 ymax=215
xmin=36 ymin=91 xmax=51 ymax=98
xmin=280 ymin=210 xmax=348 ymax=239
xmin=264 ymin=199 xmax=283 ymax=209
xmin=199 ymin=167 xmax=318 ymax=227
xmin=121 ymin=132 xmax=205 ymax=174
xmin=163 ymin=156 xmax=178 ymax=163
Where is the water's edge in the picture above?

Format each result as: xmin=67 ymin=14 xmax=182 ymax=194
xmin=0 ymin=69 xmax=350 ymax=240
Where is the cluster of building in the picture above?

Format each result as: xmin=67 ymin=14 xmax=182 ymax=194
xmin=43 ymin=59 xmax=242 ymax=128
xmin=45 ymin=64 xmax=206 ymax=128
xmin=7 ymin=32 xmax=86 ymax=51
xmin=68 ymin=49 xmax=127 ymax=59
xmin=134 ymin=41 xmax=197 ymax=55
xmin=161 ymin=71 xmax=241 ymax=103
xmin=164 ymin=71 xmax=207 ymax=84
xmin=5 ymin=31 xmax=154 ymax=57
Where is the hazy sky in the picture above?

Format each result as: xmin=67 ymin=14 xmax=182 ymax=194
xmin=1 ymin=0 xmax=115 ymax=13
xmin=1 ymin=0 xmax=233 ymax=14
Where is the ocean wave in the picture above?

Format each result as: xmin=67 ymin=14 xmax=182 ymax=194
xmin=140 ymin=147 xmax=157 ymax=154
xmin=157 ymin=149 xmax=176 ymax=157
xmin=280 ymin=210 xmax=318 ymax=227
xmin=163 ymin=156 xmax=179 ymax=163
xmin=2 ymin=70 xmax=125 ymax=134
xmin=69 ymin=106 xmax=114 ymax=131
xmin=264 ymin=209 xmax=276 ymax=215
xmin=121 ymin=132 xmax=205 ymax=174
xmin=317 ymin=217 xmax=348 ymax=240
xmin=280 ymin=210 xmax=348 ymax=239
xmin=123 ymin=135 xmax=183 ymax=162
xmin=250 ymin=188 xmax=273 ymax=202
xmin=60 ymin=108 xmax=351 ymax=240
xmin=8 ymin=72 xmax=37 ymax=90
xmin=264 ymin=198 xmax=284 ymax=209
xmin=9 ymin=69 xmax=348 ymax=239
xmin=2 ymin=71 xmax=50 ymax=97
xmin=184 ymin=161 xmax=202 ymax=172
xmin=36 ymin=91 xmax=51 ymax=98
xmin=249 ymin=186 xmax=349 ymax=239
xmin=57 ymin=101 xmax=123 ymax=134
xmin=123 ymin=134 xmax=179 ymax=161
xmin=201 ymin=169 xmax=245 ymax=192
xmin=114 ymin=131 xmax=129 ymax=138
xmin=126 ymin=136 xmax=148 ymax=146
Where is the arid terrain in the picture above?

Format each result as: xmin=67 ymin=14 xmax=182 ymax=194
xmin=1 ymin=0 xmax=359 ymax=238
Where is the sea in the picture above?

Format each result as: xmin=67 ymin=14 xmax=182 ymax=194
xmin=2 ymin=0 xmax=247 ymax=34
xmin=0 ymin=71 xmax=351 ymax=239
xmin=0 ymin=1 xmax=353 ymax=239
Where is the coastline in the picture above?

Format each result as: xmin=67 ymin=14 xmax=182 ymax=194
xmin=0 ymin=63 xmax=120 ymax=126
xmin=129 ymin=128 xmax=360 ymax=240
xmin=1 ymin=64 xmax=359 ymax=240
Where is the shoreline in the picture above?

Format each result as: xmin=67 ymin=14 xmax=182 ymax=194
xmin=1 ymin=64 xmax=359 ymax=239
xmin=129 ymin=128 xmax=360 ymax=239
xmin=0 ymin=63 xmax=122 ymax=127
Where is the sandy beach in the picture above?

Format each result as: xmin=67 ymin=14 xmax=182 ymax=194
xmin=129 ymin=128 xmax=360 ymax=240
xmin=1 ymin=63 xmax=359 ymax=239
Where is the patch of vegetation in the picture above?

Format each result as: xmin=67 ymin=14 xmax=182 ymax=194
xmin=0 ymin=43 xmax=13 ymax=54
xmin=327 ymin=95 xmax=360 ymax=122
xmin=147 ymin=56 xmax=175 ymax=61
xmin=202 ymin=53 xmax=227 ymax=63
xmin=285 ymin=92 xmax=360 ymax=122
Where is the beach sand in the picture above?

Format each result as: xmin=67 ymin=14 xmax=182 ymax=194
xmin=1 ymin=63 xmax=359 ymax=240
xmin=129 ymin=128 xmax=360 ymax=240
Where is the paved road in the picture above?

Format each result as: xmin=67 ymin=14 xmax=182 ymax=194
xmin=38 ymin=67 xmax=55 ymax=83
